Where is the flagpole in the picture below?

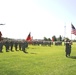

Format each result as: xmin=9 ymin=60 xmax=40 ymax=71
xmin=71 ymin=23 xmax=72 ymax=41
xmin=64 ymin=22 xmax=66 ymax=40
xmin=71 ymin=32 xmax=72 ymax=41
xmin=71 ymin=34 xmax=72 ymax=40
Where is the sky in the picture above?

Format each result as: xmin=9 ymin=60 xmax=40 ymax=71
xmin=0 ymin=0 xmax=76 ymax=40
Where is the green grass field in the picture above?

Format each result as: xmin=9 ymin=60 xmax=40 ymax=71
xmin=0 ymin=43 xmax=76 ymax=75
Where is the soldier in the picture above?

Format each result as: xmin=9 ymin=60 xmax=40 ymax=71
xmin=65 ymin=39 xmax=72 ymax=57
xmin=19 ymin=41 xmax=22 ymax=50
xmin=0 ymin=41 xmax=3 ymax=53
xmin=0 ymin=31 xmax=2 ymax=41
xmin=4 ymin=40 xmax=9 ymax=52
xmin=48 ymin=41 xmax=51 ymax=46
xmin=9 ymin=40 xmax=14 ymax=52
xmin=21 ymin=41 xmax=28 ymax=53
xmin=14 ymin=41 xmax=18 ymax=51
xmin=25 ymin=41 xmax=28 ymax=48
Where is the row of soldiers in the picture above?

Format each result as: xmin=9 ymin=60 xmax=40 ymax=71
xmin=0 ymin=40 xmax=28 ymax=53
xmin=54 ymin=41 xmax=62 ymax=45
xmin=30 ymin=40 xmax=52 ymax=46
xmin=29 ymin=40 xmax=62 ymax=46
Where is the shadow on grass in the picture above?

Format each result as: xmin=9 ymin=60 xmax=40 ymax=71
xmin=30 ymin=53 xmax=37 ymax=54
xmin=22 ymin=51 xmax=28 ymax=54
xmin=22 ymin=51 xmax=37 ymax=54
xmin=31 ymin=48 xmax=37 ymax=49
xmin=69 ymin=56 xmax=76 ymax=59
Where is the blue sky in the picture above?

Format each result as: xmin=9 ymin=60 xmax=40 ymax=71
xmin=0 ymin=0 xmax=76 ymax=39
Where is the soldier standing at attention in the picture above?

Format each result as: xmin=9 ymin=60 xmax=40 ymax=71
xmin=0 ymin=41 xmax=3 ymax=53
xmin=4 ymin=40 xmax=9 ymax=52
xmin=0 ymin=31 xmax=2 ymax=41
xmin=14 ymin=41 xmax=18 ymax=51
xmin=10 ymin=40 xmax=14 ymax=52
xmin=21 ymin=40 xmax=28 ymax=53
xmin=19 ymin=41 xmax=22 ymax=50
xmin=65 ymin=39 xmax=72 ymax=57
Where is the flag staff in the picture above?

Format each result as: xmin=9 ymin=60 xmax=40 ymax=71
xmin=71 ymin=23 xmax=72 ymax=41
xmin=64 ymin=22 xmax=66 ymax=40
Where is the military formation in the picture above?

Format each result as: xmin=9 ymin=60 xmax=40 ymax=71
xmin=31 ymin=40 xmax=52 ymax=46
xmin=54 ymin=41 xmax=62 ymax=45
xmin=29 ymin=40 xmax=62 ymax=46
xmin=0 ymin=39 xmax=64 ymax=53
xmin=0 ymin=40 xmax=28 ymax=53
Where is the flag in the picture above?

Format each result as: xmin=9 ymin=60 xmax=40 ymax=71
xmin=52 ymin=37 xmax=54 ymax=42
xmin=26 ymin=32 xmax=32 ymax=41
xmin=71 ymin=23 xmax=76 ymax=35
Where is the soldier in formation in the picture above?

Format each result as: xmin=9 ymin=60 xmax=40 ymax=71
xmin=0 ymin=41 xmax=3 ymax=53
xmin=21 ymin=40 xmax=28 ymax=53
xmin=0 ymin=40 xmax=28 ymax=53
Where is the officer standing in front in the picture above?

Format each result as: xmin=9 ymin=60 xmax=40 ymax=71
xmin=65 ymin=39 xmax=72 ymax=57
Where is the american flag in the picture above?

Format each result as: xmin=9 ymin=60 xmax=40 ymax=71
xmin=71 ymin=23 xmax=76 ymax=35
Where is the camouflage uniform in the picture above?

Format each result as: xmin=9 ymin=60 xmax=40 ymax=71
xmin=21 ymin=41 xmax=28 ymax=53
xmin=0 ymin=41 xmax=3 ymax=52
xmin=65 ymin=40 xmax=72 ymax=57
xmin=4 ymin=40 xmax=9 ymax=52
xmin=10 ymin=41 xmax=14 ymax=52
xmin=14 ymin=41 xmax=18 ymax=51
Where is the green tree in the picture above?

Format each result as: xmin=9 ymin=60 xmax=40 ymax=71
xmin=44 ymin=37 xmax=48 ymax=41
xmin=58 ymin=35 xmax=62 ymax=41
xmin=47 ymin=38 xmax=51 ymax=41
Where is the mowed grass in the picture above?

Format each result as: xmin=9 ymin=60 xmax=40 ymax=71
xmin=0 ymin=43 xmax=76 ymax=75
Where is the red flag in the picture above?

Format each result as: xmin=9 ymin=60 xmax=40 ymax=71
xmin=26 ymin=32 xmax=32 ymax=41
xmin=52 ymin=37 xmax=54 ymax=42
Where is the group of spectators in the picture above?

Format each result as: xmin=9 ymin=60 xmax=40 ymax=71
xmin=0 ymin=40 xmax=28 ymax=53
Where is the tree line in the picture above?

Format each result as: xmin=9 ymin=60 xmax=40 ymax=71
xmin=43 ymin=35 xmax=75 ymax=41
xmin=44 ymin=35 xmax=63 ymax=41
